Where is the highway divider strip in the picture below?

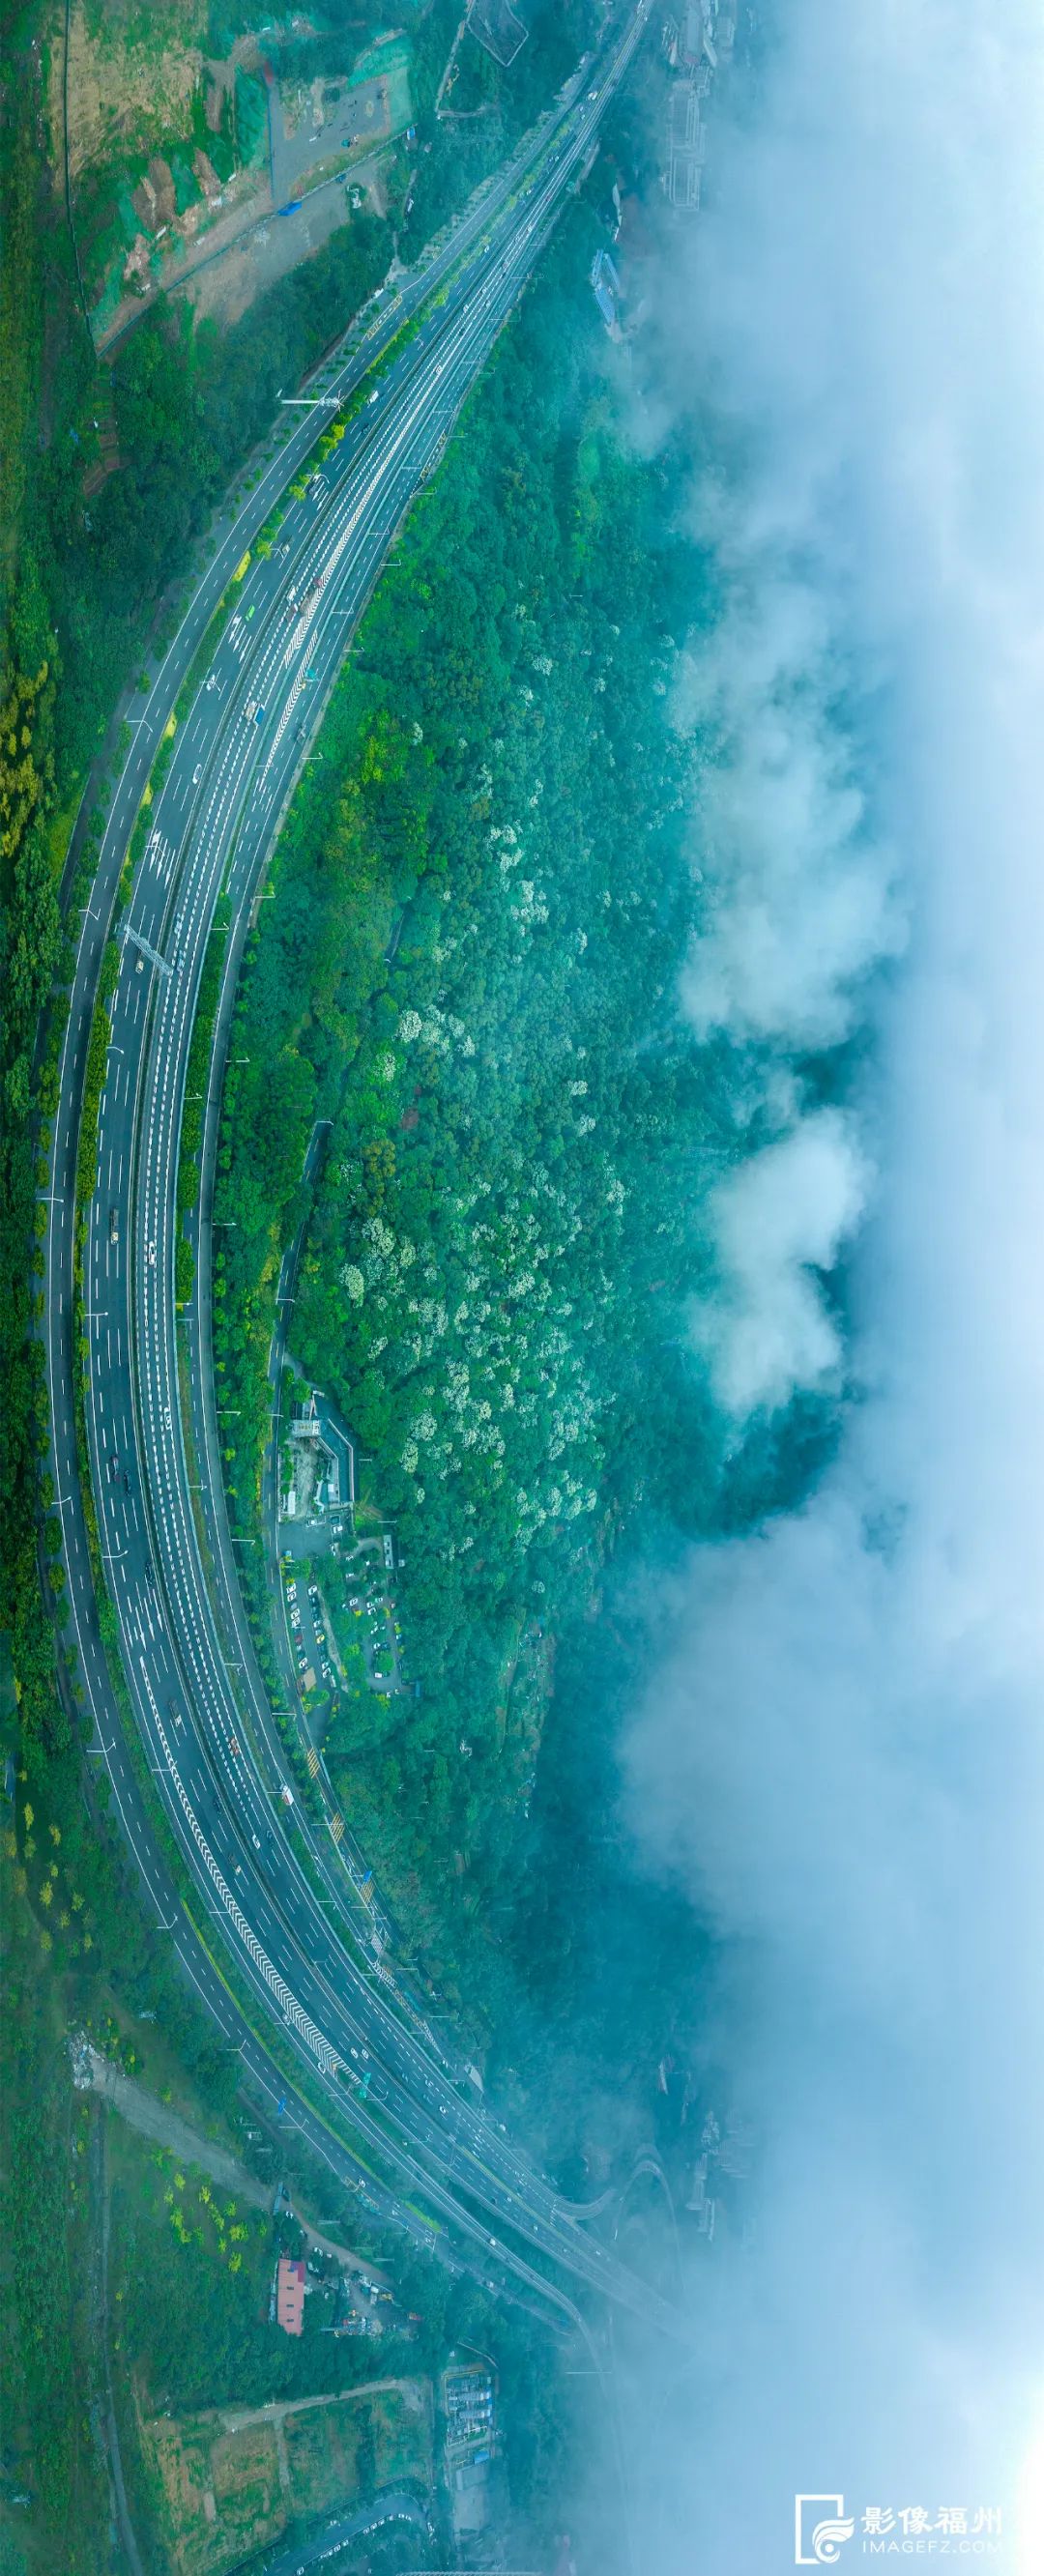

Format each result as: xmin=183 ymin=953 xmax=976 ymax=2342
xmin=176 ymin=894 xmax=231 ymax=1305
xmin=177 ymin=1888 xmax=434 ymax=2237
xmin=107 ymin=486 xmax=415 ymax=1975
xmin=181 ymin=227 xmax=584 ymax=2027
xmin=55 ymin=1341 xmax=425 ymax=2237
xmin=74 ymin=938 xmax=120 ymax=1208
xmin=44 ymin=37 xmax=651 ymax=2322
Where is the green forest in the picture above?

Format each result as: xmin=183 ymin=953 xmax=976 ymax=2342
xmin=0 ymin=0 xmax=620 ymax=1795
xmin=0 ymin=7 xmax=805 ymax=2572
xmin=0 ymin=9 xmax=694 ymax=2567
xmin=0 ymin=10 xmax=559 ymax=2565
xmin=210 ymin=197 xmax=794 ymax=2027
xmin=1 ymin=61 xmax=395 ymax=1825
xmin=401 ymin=0 xmax=600 ymax=251
xmin=0 ymin=128 xmax=403 ymax=2567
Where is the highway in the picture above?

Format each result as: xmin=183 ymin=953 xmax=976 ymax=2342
xmin=43 ymin=2 xmax=675 ymax=2342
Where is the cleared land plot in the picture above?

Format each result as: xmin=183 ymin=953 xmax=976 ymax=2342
xmin=282 ymin=2401 xmax=362 ymax=2516
xmin=142 ymin=2383 xmax=430 ymax=2576
xmin=149 ymin=2413 xmax=280 ymax=2576
xmin=371 ymin=2381 xmax=433 ymax=2487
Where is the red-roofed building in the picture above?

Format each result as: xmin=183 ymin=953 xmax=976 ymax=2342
xmin=276 ymin=2256 xmax=306 ymax=2335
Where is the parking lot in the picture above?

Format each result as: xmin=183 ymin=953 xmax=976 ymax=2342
xmin=280 ymin=1544 xmax=409 ymax=1714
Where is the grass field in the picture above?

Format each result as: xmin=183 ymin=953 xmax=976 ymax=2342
xmin=370 ymin=2382 xmax=433 ymax=2488
xmin=282 ymin=2403 xmax=363 ymax=2519
xmin=0 ymin=1827 xmax=111 ymax=2575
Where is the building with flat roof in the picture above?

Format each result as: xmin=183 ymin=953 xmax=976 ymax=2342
xmin=282 ymin=1376 xmax=357 ymax=1527
xmin=276 ymin=2256 xmax=306 ymax=2335
xmin=665 ymin=79 xmax=707 ymax=211
xmin=591 ymin=246 xmax=624 ymax=338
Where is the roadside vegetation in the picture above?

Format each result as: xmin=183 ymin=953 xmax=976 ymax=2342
xmin=2 ymin=1709 xmax=594 ymax=2574
xmin=0 ymin=0 xmax=602 ymax=1804
xmin=0 ymin=1704 xmax=246 ymax=2574
xmin=1 ymin=32 xmax=625 ymax=2564
xmin=0 ymin=9 xmax=750 ymax=2572
xmin=212 ymin=198 xmax=738 ymax=2011
xmin=0 ymin=3 xmax=392 ymax=1814
xmin=211 ymin=112 xmax=838 ymax=2187
xmin=0 ymin=1838 xmax=108 ymax=2573
xmin=401 ymin=0 xmax=599 ymax=253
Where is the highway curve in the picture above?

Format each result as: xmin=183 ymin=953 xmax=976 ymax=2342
xmin=44 ymin=3 xmax=680 ymax=2344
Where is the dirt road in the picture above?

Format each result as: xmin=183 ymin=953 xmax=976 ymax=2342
xmin=85 ymin=2048 xmax=391 ymax=2301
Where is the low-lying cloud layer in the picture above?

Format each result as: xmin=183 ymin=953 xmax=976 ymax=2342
xmin=692 ymin=1109 xmax=868 ymax=1414
xmin=676 ymin=573 xmax=899 ymax=1055
xmin=622 ymin=3 xmax=1044 ymax=2565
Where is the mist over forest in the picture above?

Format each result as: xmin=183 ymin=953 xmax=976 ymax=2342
xmin=594 ymin=3 xmax=1044 ymax=2568
xmin=3 ymin=0 xmax=1042 ymax=2570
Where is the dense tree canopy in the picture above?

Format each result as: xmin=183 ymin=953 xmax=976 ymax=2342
xmin=213 ymin=211 xmax=761 ymax=2000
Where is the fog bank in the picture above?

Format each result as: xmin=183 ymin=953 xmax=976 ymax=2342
xmin=622 ymin=5 xmax=1044 ymax=2566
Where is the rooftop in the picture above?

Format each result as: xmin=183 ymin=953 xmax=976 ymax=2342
xmin=276 ymin=2255 xmax=306 ymax=2334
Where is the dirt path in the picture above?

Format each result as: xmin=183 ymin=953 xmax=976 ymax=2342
xmin=217 ymin=2377 xmax=427 ymax=2435
xmin=86 ymin=2049 xmax=391 ymax=2297
xmin=89 ymin=2047 xmax=262 ymax=2195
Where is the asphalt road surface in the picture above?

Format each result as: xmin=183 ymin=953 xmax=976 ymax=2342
xmin=44 ymin=4 xmax=681 ymax=2345
xmin=258 ymin=2490 xmax=434 ymax=2576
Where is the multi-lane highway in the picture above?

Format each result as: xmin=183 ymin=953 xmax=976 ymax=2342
xmin=44 ymin=3 xmax=673 ymax=2339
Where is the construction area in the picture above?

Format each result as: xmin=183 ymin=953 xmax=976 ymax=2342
xmin=54 ymin=6 xmax=414 ymax=348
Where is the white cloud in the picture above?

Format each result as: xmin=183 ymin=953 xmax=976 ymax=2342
xmin=616 ymin=0 xmax=1044 ymax=2562
xmin=693 ymin=1110 xmax=869 ymax=1413
xmin=677 ymin=575 xmax=901 ymax=1050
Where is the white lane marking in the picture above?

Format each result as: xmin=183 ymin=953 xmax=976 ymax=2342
xmin=139 ymin=1659 xmax=341 ymax=2075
